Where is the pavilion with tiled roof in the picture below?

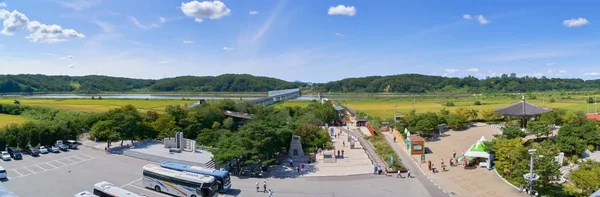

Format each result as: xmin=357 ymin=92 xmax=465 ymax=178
xmin=494 ymin=95 xmax=552 ymax=128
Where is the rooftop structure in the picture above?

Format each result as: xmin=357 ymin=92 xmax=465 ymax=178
xmin=494 ymin=95 xmax=552 ymax=128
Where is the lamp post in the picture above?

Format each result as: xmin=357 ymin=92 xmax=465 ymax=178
xmin=524 ymin=149 xmax=540 ymax=196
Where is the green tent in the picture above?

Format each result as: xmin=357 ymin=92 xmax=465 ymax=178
xmin=465 ymin=136 xmax=489 ymax=158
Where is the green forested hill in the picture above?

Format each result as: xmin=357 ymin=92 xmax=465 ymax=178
xmin=2 ymin=73 xmax=600 ymax=94
xmin=312 ymin=73 xmax=600 ymax=93
xmin=0 ymin=74 xmax=300 ymax=93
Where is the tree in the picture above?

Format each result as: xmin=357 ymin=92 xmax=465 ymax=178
xmin=152 ymin=114 xmax=180 ymax=140
xmin=22 ymin=121 xmax=41 ymax=147
xmin=491 ymin=138 xmax=525 ymax=181
xmin=197 ymin=128 xmax=230 ymax=147
xmin=500 ymin=125 xmax=526 ymax=139
xmin=446 ymin=114 xmax=468 ymax=130
xmin=439 ymin=108 xmax=450 ymax=116
xmin=588 ymin=97 xmax=595 ymax=104
xmin=455 ymin=108 xmax=470 ymax=120
xmin=468 ymin=109 xmax=479 ymax=121
xmin=481 ymin=108 xmax=502 ymax=122
xmin=222 ymin=117 xmax=234 ymax=131
xmin=562 ymin=111 xmax=586 ymax=126
xmin=570 ymin=167 xmax=600 ymax=196
xmin=90 ymin=120 xmax=117 ymax=141
xmin=529 ymin=141 xmax=561 ymax=191
xmin=528 ymin=121 xmax=551 ymax=139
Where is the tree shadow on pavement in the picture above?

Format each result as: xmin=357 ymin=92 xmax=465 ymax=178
xmin=265 ymin=163 xmax=319 ymax=179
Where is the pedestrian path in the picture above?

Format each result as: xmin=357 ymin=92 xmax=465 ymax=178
xmin=341 ymin=127 xmax=387 ymax=170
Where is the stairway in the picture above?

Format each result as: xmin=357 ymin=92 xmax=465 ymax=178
xmin=205 ymin=160 xmax=216 ymax=170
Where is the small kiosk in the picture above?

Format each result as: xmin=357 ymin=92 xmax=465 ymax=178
xmin=407 ymin=136 xmax=425 ymax=155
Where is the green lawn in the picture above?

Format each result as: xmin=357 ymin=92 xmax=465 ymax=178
xmin=0 ymin=114 xmax=30 ymax=127
xmin=0 ymin=99 xmax=191 ymax=112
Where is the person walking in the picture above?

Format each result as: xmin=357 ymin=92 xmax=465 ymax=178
xmin=377 ymin=165 xmax=382 ymax=175
xmin=341 ymin=149 xmax=344 ymax=158
xmin=428 ymin=160 xmax=432 ymax=171
xmin=453 ymin=150 xmax=456 ymax=159
xmin=449 ymin=158 xmax=454 ymax=167
xmin=263 ymin=181 xmax=267 ymax=193
xmin=374 ymin=165 xmax=378 ymax=174
xmin=343 ymin=141 xmax=345 ymax=146
xmin=296 ymin=166 xmax=300 ymax=173
xmin=256 ymin=181 xmax=259 ymax=192
xmin=407 ymin=169 xmax=412 ymax=178
xmin=268 ymin=189 xmax=273 ymax=197
xmin=396 ymin=169 xmax=403 ymax=178
xmin=432 ymin=164 xmax=437 ymax=173
xmin=289 ymin=158 xmax=294 ymax=167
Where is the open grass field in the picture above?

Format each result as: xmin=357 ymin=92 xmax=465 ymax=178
xmin=0 ymin=99 xmax=191 ymax=112
xmin=0 ymin=114 xmax=30 ymax=127
xmin=280 ymin=95 xmax=599 ymax=119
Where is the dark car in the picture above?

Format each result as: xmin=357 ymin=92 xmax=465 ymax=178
xmin=26 ymin=147 xmax=41 ymax=156
xmin=7 ymin=147 xmax=22 ymax=160
xmin=57 ymin=144 xmax=69 ymax=151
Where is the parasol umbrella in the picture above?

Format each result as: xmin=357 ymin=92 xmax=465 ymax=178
xmin=459 ymin=156 xmax=472 ymax=163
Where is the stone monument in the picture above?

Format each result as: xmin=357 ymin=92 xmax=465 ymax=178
xmin=289 ymin=135 xmax=304 ymax=158
xmin=164 ymin=132 xmax=196 ymax=152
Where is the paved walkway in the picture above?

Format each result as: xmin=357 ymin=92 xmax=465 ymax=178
xmin=387 ymin=124 xmax=528 ymax=197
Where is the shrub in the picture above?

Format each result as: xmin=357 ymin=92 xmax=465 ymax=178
xmin=572 ymin=155 xmax=579 ymax=163
xmin=445 ymin=101 xmax=455 ymax=107
xmin=474 ymin=101 xmax=481 ymax=105
xmin=588 ymin=145 xmax=595 ymax=152
xmin=549 ymin=98 xmax=555 ymax=103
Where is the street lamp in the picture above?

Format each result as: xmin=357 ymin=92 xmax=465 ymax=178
xmin=523 ymin=149 xmax=540 ymax=196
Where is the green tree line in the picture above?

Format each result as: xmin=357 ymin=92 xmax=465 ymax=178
xmin=0 ymin=74 xmax=301 ymax=93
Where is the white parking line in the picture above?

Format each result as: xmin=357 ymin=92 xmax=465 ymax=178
xmin=11 ymin=169 xmax=22 ymax=176
xmin=63 ymin=157 xmax=79 ymax=163
xmin=54 ymin=160 xmax=67 ymax=166
xmin=20 ymin=167 xmax=35 ymax=174
xmin=46 ymin=162 xmax=57 ymax=168
xmin=121 ymin=178 xmax=142 ymax=187
xmin=26 ymin=166 xmax=46 ymax=173
xmin=36 ymin=164 xmax=54 ymax=171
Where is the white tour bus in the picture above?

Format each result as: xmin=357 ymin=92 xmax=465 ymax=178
xmin=74 ymin=191 xmax=98 ymax=197
xmin=142 ymin=164 xmax=219 ymax=197
xmin=92 ymin=181 xmax=146 ymax=197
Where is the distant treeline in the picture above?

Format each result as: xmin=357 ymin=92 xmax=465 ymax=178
xmin=312 ymin=73 xmax=600 ymax=93
xmin=0 ymin=74 xmax=302 ymax=93
xmin=4 ymin=73 xmax=600 ymax=94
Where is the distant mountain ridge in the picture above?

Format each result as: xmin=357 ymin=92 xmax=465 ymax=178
xmin=1 ymin=73 xmax=600 ymax=93
xmin=0 ymin=74 xmax=302 ymax=93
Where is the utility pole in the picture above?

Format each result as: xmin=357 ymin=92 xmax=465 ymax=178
xmin=413 ymin=95 xmax=416 ymax=111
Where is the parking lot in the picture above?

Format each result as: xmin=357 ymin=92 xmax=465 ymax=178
xmin=1 ymin=146 xmax=170 ymax=197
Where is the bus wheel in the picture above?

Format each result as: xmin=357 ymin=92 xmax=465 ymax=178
xmin=191 ymin=195 xmax=197 ymax=197
xmin=155 ymin=185 xmax=161 ymax=192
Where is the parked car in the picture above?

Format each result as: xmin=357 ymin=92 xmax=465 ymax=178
xmin=65 ymin=140 xmax=78 ymax=149
xmin=26 ymin=147 xmax=41 ymax=156
xmin=0 ymin=152 xmax=10 ymax=161
xmin=46 ymin=145 xmax=59 ymax=153
xmin=7 ymin=147 xmax=22 ymax=160
xmin=38 ymin=146 xmax=48 ymax=154
xmin=0 ymin=166 xmax=6 ymax=179
xmin=55 ymin=141 xmax=69 ymax=151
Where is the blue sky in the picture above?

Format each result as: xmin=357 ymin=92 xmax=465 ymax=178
xmin=0 ymin=0 xmax=598 ymax=83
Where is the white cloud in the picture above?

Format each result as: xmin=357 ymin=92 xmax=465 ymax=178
xmin=462 ymin=14 xmax=472 ymax=20
xmin=328 ymin=5 xmax=356 ymax=16
xmin=26 ymin=20 xmax=85 ymax=43
xmin=563 ymin=18 xmax=589 ymax=27
xmin=445 ymin=68 xmax=459 ymax=73
xmin=159 ymin=17 xmax=167 ymax=23
xmin=335 ymin=32 xmax=344 ymax=37
xmin=67 ymin=55 xmax=74 ymax=59
xmin=68 ymin=64 xmax=74 ymax=68
xmin=1 ymin=10 xmax=29 ymax=35
xmin=584 ymin=72 xmax=600 ymax=76
xmin=180 ymin=1 xmax=231 ymax=23
xmin=476 ymin=15 xmax=488 ymax=25
xmin=0 ymin=10 xmax=84 ymax=42
xmin=0 ymin=2 xmax=7 ymax=7
xmin=0 ymin=9 xmax=9 ymax=19
xmin=52 ymin=0 xmax=101 ymax=11
xmin=545 ymin=62 xmax=555 ymax=66
xmin=182 ymin=40 xmax=195 ymax=44
xmin=547 ymin=70 xmax=553 ymax=73
xmin=559 ymin=70 xmax=567 ymax=74
xmin=465 ymin=68 xmax=479 ymax=72
xmin=249 ymin=11 xmax=259 ymax=15
xmin=128 ymin=16 xmax=160 ymax=30
xmin=59 ymin=55 xmax=74 ymax=60
xmin=157 ymin=61 xmax=168 ymax=64
xmin=223 ymin=47 xmax=233 ymax=51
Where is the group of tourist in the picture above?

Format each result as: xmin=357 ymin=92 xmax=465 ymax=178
xmin=427 ymin=150 xmax=464 ymax=173
xmin=255 ymin=181 xmax=274 ymax=197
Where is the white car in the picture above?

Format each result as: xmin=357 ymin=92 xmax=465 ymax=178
xmin=38 ymin=146 xmax=48 ymax=154
xmin=0 ymin=152 xmax=10 ymax=161
xmin=0 ymin=166 xmax=6 ymax=179
xmin=47 ymin=146 xmax=59 ymax=153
